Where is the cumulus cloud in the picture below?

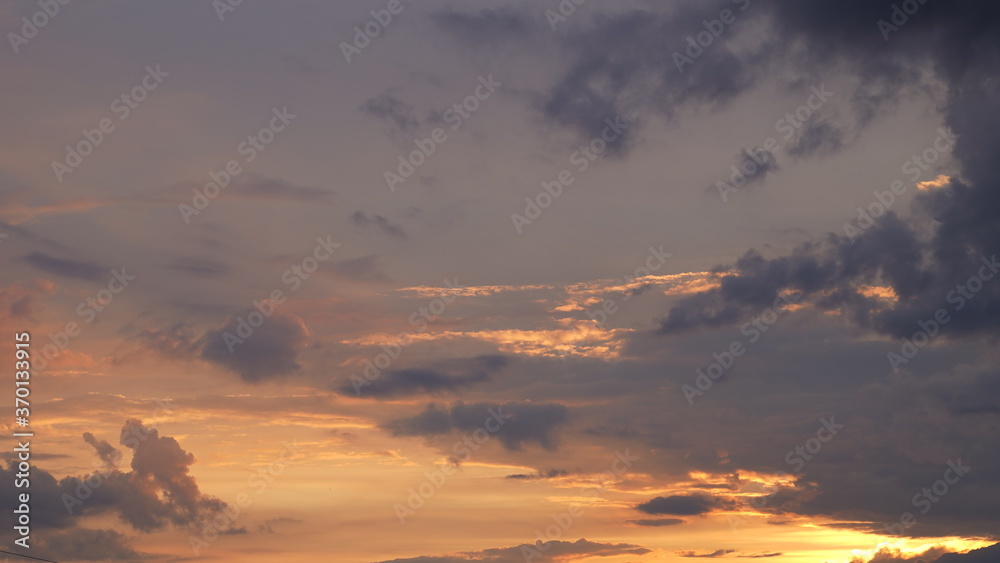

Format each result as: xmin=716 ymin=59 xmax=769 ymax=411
xmin=642 ymin=0 xmax=1000 ymax=347
xmin=0 ymin=420 xmax=228 ymax=561
xmin=118 ymin=418 xmax=228 ymax=528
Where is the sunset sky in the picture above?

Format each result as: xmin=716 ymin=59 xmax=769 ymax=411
xmin=1 ymin=1 xmax=999 ymax=562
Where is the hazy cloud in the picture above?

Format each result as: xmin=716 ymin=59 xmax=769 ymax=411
xmin=23 ymin=251 xmax=105 ymax=281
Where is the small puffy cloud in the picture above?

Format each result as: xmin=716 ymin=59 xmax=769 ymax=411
xmin=200 ymin=310 xmax=310 ymax=383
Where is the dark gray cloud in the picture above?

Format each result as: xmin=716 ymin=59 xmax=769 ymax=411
xmin=22 ymin=251 xmax=106 ymax=281
xmin=636 ymin=493 xmax=731 ymax=516
xmin=385 ymin=402 xmax=452 ymax=436
xmin=731 ymin=148 xmax=778 ymax=188
xmin=339 ymin=355 xmax=507 ymax=398
xmin=657 ymin=202 xmax=1000 ymax=340
xmin=350 ymin=210 xmax=408 ymax=239
xmin=541 ymin=7 xmax=756 ymax=155
xmin=200 ymin=311 xmax=310 ymax=383
xmin=0 ymin=420 xmax=228 ymax=561
xmin=621 ymin=329 xmax=1000 ymax=540
xmin=433 ymin=0 xmax=997 ymax=171
xmin=935 ymin=544 xmax=1000 ymax=563
xmin=383 ymin=400 xmax=570 ymax=451
xmin=118 ymin=418 xmax=228 ymax=528
xmin=435 ymin=3 xmax=765 ymax=156
xmin=787 ymin=118 xmax=845 ymax=157
xmin=429 ymin=3 xmax=1000 ymax=536
xmin=629 ymin=518 xmax=686 ymax=527
xmin=7 ymin=1 xmax=1000 ymax=556
xmin=653 ymin=0 xmax=1000 ymax=341
xmin=0 ymin=463 xmax=74 ymax=531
